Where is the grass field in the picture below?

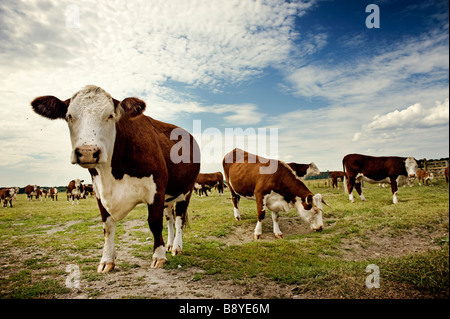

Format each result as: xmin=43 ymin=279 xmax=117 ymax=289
xmin=0 ymin=179 xmax=448 ymax=299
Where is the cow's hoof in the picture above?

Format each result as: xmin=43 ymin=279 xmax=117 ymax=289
xmin=274 ymin=233 xmax=284 ymax=239
xmin=235 ymin=216 xmax=241 ymax=221
xmin=253 ymin=234 xmax=262 ymax=240
xmin=97 ymin=262 xmax=115 ymax=273
xmin=151 ymin=258 xmax=166 ymax=269
xmin=171 ymin=248 xmax=182 ymax=256
xmin=166 ymin=244 xmax=173 ymax=253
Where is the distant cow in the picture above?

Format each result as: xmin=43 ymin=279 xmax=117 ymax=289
xmin=0 ymin=188 xmax=16 ymax=208
xmin=223 ymin=148 xmax=326 ymax=240
xmin=84 ymin=185 xmax=94 ymax=197
xmin=66 ymin=179 xmax=84 ymax=204
xmin=343 ymin=153 xmax=418 ymax=204
xmin=32 ymin=85 xmax=200 ymax=273
xmin=416 ymin=169 xmax=434 ymax=186
xmin=330 ymin=171 xmax=347 ymax=189
xmin=24 ymin=185 xmax=38 ymax=201
xmin=195 ymin=172 xmax=224 ymax=196
xmin=287 ymin=162 xmax=320 ymax=179
xmin=49 ymin=187 xmax=58 ymax=201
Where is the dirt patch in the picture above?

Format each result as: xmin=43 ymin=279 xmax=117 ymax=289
xmin=339 ymin=227 xmax=447 ymax=261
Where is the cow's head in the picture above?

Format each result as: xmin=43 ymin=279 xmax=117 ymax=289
xmin=404 ymin=157 xmax=418 ymax=183
xmin=72 ymin=179 xmax=84 ymax=190
xmin=31 ymin=85 xmax=145 ymax=168
xmin=295 ymin=193 xmax=324 ymax=231
xmin=306 ymin=162 xmax=320 ymax=177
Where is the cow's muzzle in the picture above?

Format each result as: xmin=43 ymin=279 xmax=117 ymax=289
xmin=74 ymin=145 xmax=101 ymax=166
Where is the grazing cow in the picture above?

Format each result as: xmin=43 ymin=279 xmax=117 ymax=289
xmin=66 ymin=179 xmax=84 ymax=204
xmin=416 ymin=169 xmax=434 ymax=186
xmin=195 ymin=172 xmax=224 ymax=196
xmin=49 ymin=187 xmax=58 ymax=201
xmin=0 ymin=188 xmax=16 ymax=208
xmin=287 ymin=162 xmax=320 ymax=179
xmin=31 ymin=85 xmax=200 ymax=273
xmin=330 ymin=171 xmax=347 ymax=189
xmin=343 ymin=153 xmax=418 ymax=204
xmin=223 ymin=148 xmax=326 ymax=240
xmin=24 ymin=185 xmax=38 ymax=201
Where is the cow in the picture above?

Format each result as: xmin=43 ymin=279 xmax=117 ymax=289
xmin=31 ymin=85 xmax=200 ymax=273
xmin=0 ymin=188 xmax=16 ymax=208
xmin=223 ymin=148 xmax=326 ymax=240
xmin=343 ymin=153 xmax=418 ymax=204
xmin=330 ymin=171 xmax=347 ymax=189
xmin=49 ymin=187 xmax=58 ymax=201
xmin=195 ymin=172 xmax=224 ymax=196
xmin=24 ymin=185 xmax=38 ymax=201
xmin=416 ymin=169 xmax=434 ymax=186
xmin=287 ymin=162 xmax=320 ymax=179
xmin=84 ymin=185 xmax=94 ymax=197
xmin=66 ymin=179 xmax=84 ymax=204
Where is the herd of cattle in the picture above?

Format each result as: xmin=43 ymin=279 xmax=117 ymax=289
xmin=2 ymin=84 xmax=446 ymax=274
xmin=0 ymin=179 xmax=97 ymax=208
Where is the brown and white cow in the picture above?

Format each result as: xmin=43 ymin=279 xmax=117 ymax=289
xmin=32 ymin=85 xmax=200 ymax=273
xmin=287 ymin=162 xmax=320 ymax=179
xmin=195 ymin=172 xmax=224 ymax=196
xmin=223 ymin=148 xmax=326 ymax=240
xmin=24 ymin=185 xmax=38 ymax=201
xmin=0 ymin=188 xmax=16 ymax=208
xmin=343 ymin=153 xmax=418 ymax=204
xmin=330 ymin=171 xmax=347 ymax=189
xmin=416 ymin=169 xmax=434 ymax=186
xmin=66 ymin=179 xmax=84 ymax=204
xmin=49 ymin=187 xmax=58 ymax=201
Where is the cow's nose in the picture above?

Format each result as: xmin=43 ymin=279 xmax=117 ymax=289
xmin=75 ymin=145 xmax=101 ymax=164
xmin=313 ymin=226 xmax=323 ymax=232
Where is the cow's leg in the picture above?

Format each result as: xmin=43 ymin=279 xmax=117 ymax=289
xmin=390 ymin=178 xmax=399 ymax=204
xmin=164 ymin=205 xmax=175 ymax=253
xmin=347 ymin=177 xmax=356 ymax=202
xmin=272 ymin=212 xmax=283 ymax=239
xmin=254 ymin=193 xmax=265 ymax=240
xmin=96 ymin=199 xmax=116 ymax=273
xmin=229 ymin=188 xmax=241 ymax=221
xmin=354 ymin=182 xmax=366 ymax=201
xmin=172 ymin=193 xmax=192 ymax=256
xmin=148 ymin=193 xmax=167 ymax=268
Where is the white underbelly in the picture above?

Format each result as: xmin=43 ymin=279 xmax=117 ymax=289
xmin=263 ymin=191 xmax=292 ymax=213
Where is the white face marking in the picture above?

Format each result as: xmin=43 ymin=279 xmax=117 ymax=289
xmin=404 ymin=157 xmax=418 ymax=177
xmin=306 ymin=162 xmax=320 ymax=176
xmin=66 ymin=86 xmax=119 ymax=166
xmin=295 ymin=194 xmax=324 ymax=231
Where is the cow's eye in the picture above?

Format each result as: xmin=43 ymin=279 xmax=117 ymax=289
xmin=66 ymin=114 xmax=73 ymax=121
xmin=107 ymin=114 xmax=114 ymax=120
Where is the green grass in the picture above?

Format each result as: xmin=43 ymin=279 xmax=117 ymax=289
xmin=0 ymin=180 xmax=448 ymax=298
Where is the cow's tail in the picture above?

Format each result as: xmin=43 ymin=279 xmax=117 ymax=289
xmin=343 ymin=158 xmax=349 ymax=194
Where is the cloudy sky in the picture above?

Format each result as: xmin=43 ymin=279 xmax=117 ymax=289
xmin=0 ymin=0 xmax=448 ymax=187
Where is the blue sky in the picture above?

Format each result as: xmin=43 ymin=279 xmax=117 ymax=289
xmin=0 ymin=0 xmax=448 ymax=187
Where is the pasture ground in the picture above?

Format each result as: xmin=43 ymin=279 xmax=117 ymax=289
xmin=0 ymin=180 xmax=448 ymax=299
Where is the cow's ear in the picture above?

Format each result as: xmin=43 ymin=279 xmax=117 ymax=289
xmin=31 ymin=96 xmax=70 ymax=120
xmin=117 ymin=97 xmax=146 ymax=119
